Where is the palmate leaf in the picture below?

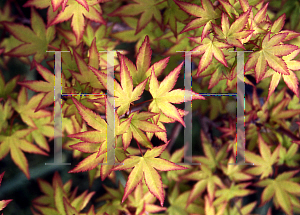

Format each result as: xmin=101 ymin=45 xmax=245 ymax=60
xmin=69 ymin=38 xmax=105 ymax=90
xmin=148 ymin=63 xmax=205 ymax=127
xmin=50 ymin=0 xmax=93 ymax=12
xmin=95 ymin=182 xmax=130 ymax=215
xmin=120 ymin=35 xmax=170 ymax=89
xmin=62 ymin=94 xmax=98 ymax=128
xmin=160 ymin=147 xmax=192 ymax=184
xmin=0 ymin=70 xmax=18 ymax=100
xmin=192 ymin=130 xmax=227 ymax=171
xmin=0 ymin=98 xmax=13 ymax=132
xmin=0 ymin=1 xmax=16 ymax=23
xmin=112 ymin=142 xmax=187 ymax=206
xmin=245 ymin=133 xmax=280 ymax=179
xmin=108 ymin=0 xmax=165 ymax=35
xmin=189 ymin=34 xmax=232 ymax=75
xmin=266 ymin=49 xmax=300 ymax=100
xmin=67 ymin=98 xmax=132 ymax=172
xmin=163 ymin=0 xmax=189 ymax=38
xmin=255 ymin=170 xmax=300 ymax=215
xmin=32 ymin=171 xmax=95 ymax=215
xmin=90 ymin=35 xmax=171 ymax=95
xmin=213 ymin=182 xmax=255 ymax=206
xmin=212 ymin=9 xmax=253 ymax=50
xmin=27 ymin=116 xmax=54 ymax=152
xmin=2 ymin=8 xmax=55 ymax=66
xmin=11 ymin=87 xmax=52 ymax=127
xmin=121 ymin=111 xmax=165 ymax=150
xmin=114 ymin=54 xmax=148 ymax=116
xmin=0 ymin=129 xmax=48 ymax=179
xmin=181 ymin=163 xmax=226 ymax=206
xmin=48 ymin=0 xmax=106 ymax=45
xmin=245 ymin=31 xmax=298 ymax=83
xmin=18 ymin=63 xmax=54 ymax=112
xmin=167 ymin=183 xmax=204 ymax=215
xmin=126 ymin=181 xmax=167 ymax=215
xmin=174 ymin=0 xmax=219 ymax=42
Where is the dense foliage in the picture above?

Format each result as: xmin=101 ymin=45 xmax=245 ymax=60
xmin=0 ymin=0 xmax=300 ymax=214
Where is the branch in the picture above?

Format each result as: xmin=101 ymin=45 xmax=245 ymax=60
xmin=276 ymin=125 xmax=300 ymax=141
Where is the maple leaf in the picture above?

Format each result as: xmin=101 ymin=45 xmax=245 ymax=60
xmin=255 ymin=170 xmax=300 ymax=215
xmin=225 ymin=198 xmax=257 ymax=215
xmin=51 ymin=0 xmax=93 ymax=12
xmin=114 ymin=54 xmax=148 ymax=116
xmin=266 ymin=49 xmax=300 ymax=100
xmin=181 ymin=163 xmax=226 ymax=206
xmin=220 ymin=156 xmax=254 ymax=183
xmin=121 ymin=111 xmax=165 ymax=150
xmin=0 ymin=35 xmax=31 ymax=70
xmin=69 ymin=38 xmax=105 ymax=90
xmin=67 ymin=98 xmax=132 ymax=172
xmin=108 ymin=0 xmax=164 ymax=35
xmin=174 ymin=0 xmax=219 ymax=41
xmin=167 ymin=183 xmax=204 ymax=215
xmin=126 ymin=181 xmax=167 ymax=215
xmin=27 ymin=116 xmax=54 ymax=152
xmin=163 ymin=0 xmax=189 ymax=38
xmin=0 ymin=172 xmax=13 ymax=215
xmin=32 ymin=171 xmax=95 ymax=215
xmin=278 ymin=143 xmax=299 ymax=167
xmin=187 ymin=130 xmax=227 ymax=171
xmin=51 ymin=0 xmax=68 ymax=12
xmin=0 ymin=1 xmax=16 ymax=23
xmin=217 ymin=0 xmax=239 ymax=19
xmin=63 ymin=117 xmax=87 ymax=159
xmin=212 ymin=9 xmax=253 ymax=50
xmin=83 ymin=22 xmax=116 ymax=47
xmin=90 ymin=35 xmax=170 ymax=93
xmin=11 ymin=87 xmax=51 ymax=127
xmin=160 ymin=147 xmax=192 ymax=184
xmin=0 ymin=98 xmax=13 ymax=132
xmin=148 ymin=63 xmax=205 ymax=127
xmin=161 ymin=23 xmax=195 ymax=56
xmin=189 ymin=34 xmax=232 ymax=75
xmin=112 ymin=142 xmax=187 ymax=206
xmin=48 ymin=0 xmax=106 ymax=45
xmin=2 ymin=8 xmax=56 ymax=66
xmin=213 ymin=182 xmax=255 ymax=207
xmin=18 ymin=63 xmax=54 ymax=112
xmin=120 ymin=35 xmax=169 ymax=88
xmin=0 ymin=129 xmax=48 ymax=179
xmin=245 ymin=31 xmax=298 ymax=83
xmin=95 ymin=182 xmax=130 ymax=215
xmin=245 ymin=133 xmax=280 ymax=179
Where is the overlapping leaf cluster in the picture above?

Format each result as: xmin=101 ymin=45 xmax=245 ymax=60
xmin=0 ymin=0 xmax=300 ymax=214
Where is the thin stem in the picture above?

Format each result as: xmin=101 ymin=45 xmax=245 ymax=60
xmin=132 ymin=99 xmax=153 ymax=107
xmin=276 ymin=126 xmax=300 ymax=141
xmin=11 ymin=0 xmax=26 ymax=19
xmin=274 ymin=165 xmax=278 ymax=178
xmin=232 ymin=198 xmax=243 ymax=215
xmin=48 ymin=44 xmax=60 ymax=51
xmin=136 ymin=141 xmax=143 ymax=157
xmin=9 ymin=113 xmax=18 ymax=135
xmin=247 ymin=40 xmax=261 ymax=49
